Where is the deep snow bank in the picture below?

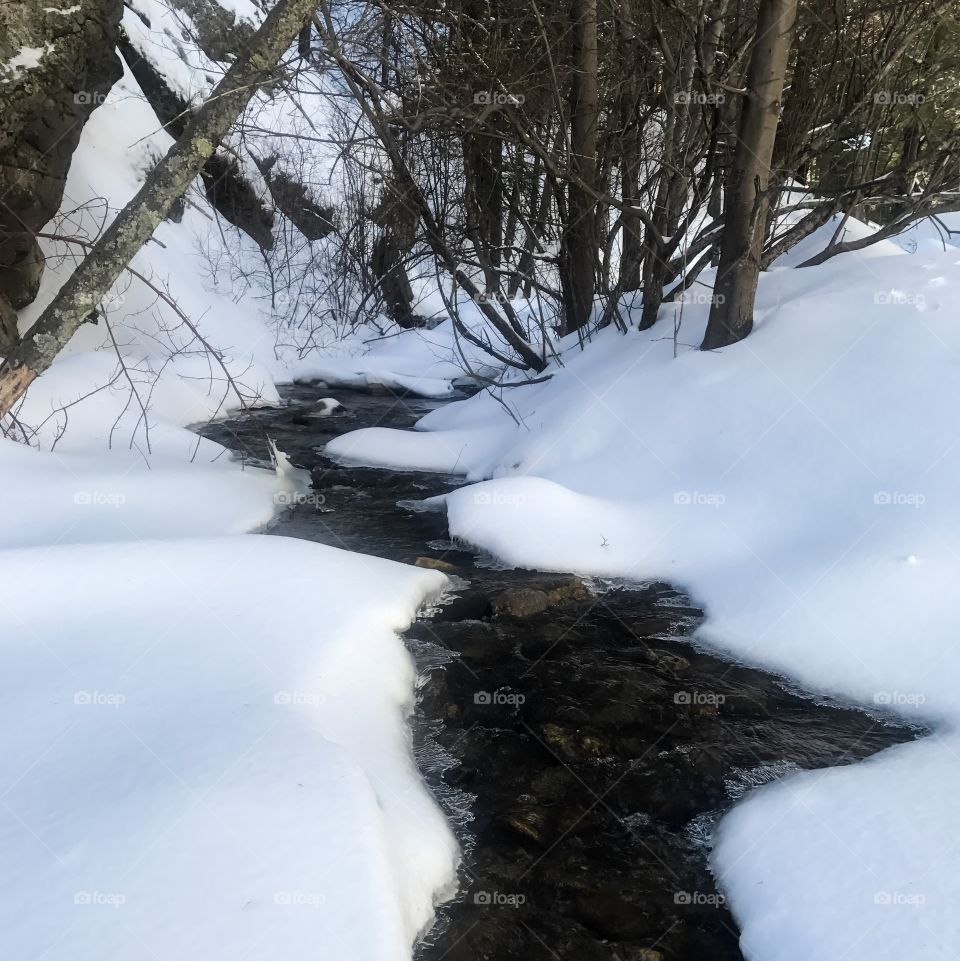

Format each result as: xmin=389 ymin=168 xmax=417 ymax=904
xmin=0 ymin=22 xmax=459 ymax=958
xmin=327 ymin=245 xmax=960 ymax=960
xmin=0 ymin=536 xmax=458 ymax=961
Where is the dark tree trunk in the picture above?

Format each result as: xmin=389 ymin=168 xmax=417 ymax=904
xmin=464 ymin=130 xmax=504 ymax=293
xmin=559 ymin=0 xmax=599 ymax=335
xmin=0 ymin=0 xmax=324 ymax=417
xmin=701 ymin=0 xmax=798 ymax=349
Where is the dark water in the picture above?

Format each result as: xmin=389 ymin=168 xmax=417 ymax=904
xmin=202 ymin=384 xmax=917 ymax=961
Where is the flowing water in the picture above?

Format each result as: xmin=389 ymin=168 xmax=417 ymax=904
xmin=201 ymin=384 xmax=917 ymax=961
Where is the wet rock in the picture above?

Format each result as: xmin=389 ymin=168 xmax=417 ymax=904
xmin=415 ymin=556 xmax=460 ymax=573
xmin=617 ymin=948 xmax=664 ymax=961
xmin=491 ymin=578 xmax=590 ymax=619
xmin=642 ymin=647 xmax=691 ymax=673
xmin=491 ymin=588 xmax=550 ymax=618
xmin=575 ymin=889 xmax=666 ymax=941
xmin=540 ymin=722 xmax=611 ymax=761
xmin=624 ymin=616 xmax=677 ymax=638
xmin=543 ymin=577 xmax=592 ymax=605
xmin=498 ymin=806 xmax=550 ymax=845
xmin=418 ymin=672 xmax=458 ymax=722
xmin=438 ymin=621 xmax=514 ymax=665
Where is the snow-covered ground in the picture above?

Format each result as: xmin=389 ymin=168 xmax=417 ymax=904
xmin=0 ymin=20 xmax=459 ymax=961
xmin=327 ymin=238 xmax=960 ymax=961
xmin=0 ymin=536 xmax=457 ymax=961
xmin=4 ymin=0 xmax=959 ymax=957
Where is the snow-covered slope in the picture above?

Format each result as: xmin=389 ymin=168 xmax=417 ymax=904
xmin=0 ymin=9 xmax=460 ymax=961
xmin=0 ymin=536 xmax=458 ymax=961
xmin=327 ymin=243 xmax=960 ymax=961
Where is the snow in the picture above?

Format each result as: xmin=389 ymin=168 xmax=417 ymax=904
xmin=0 ymin=436 xmax=293 ymax=549
xmin=3 ymin=0 xmax=956 ymax=955
xmin=0 ymin=536 xmax=457 ymax=961
xmin=326 ymin=245 xmax=960 ymax=960
xmin=0 ymin=14 xmax=459 ymax=961
xmin=712 ymin=733 xmax=960 ymax=960
xmin=283 ymin=303 xmax=518 ymax=398
xmin=1 ymin=44 xmax=55 ymax=77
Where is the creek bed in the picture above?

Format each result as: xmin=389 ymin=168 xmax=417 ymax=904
xmin=201 ymin=384 xmax=917 ymax=961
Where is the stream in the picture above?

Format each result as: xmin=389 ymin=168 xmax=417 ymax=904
xmin=201 ymin=383 xmax=917 ymax=961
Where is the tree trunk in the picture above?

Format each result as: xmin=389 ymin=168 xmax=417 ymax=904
xmin=559 ymin=0 xmax=599 ymax=335
xmin=701 ymin=0 xmax=798 ymax=349
xmin=464 ymin=130 xmax=504 ymax=293
xmin=0 ymin=0 xmax=321 ymax=418
xmin=370 ymin=169 xmax=422 ymax=328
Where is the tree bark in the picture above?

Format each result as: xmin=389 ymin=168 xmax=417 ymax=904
xmin=559 ymin=0 xmax=599 ymax=335
xmin=0 ymin=0 xmax=321 ymax=418
xmin=701 ymin=0 xmax=798 ymax=349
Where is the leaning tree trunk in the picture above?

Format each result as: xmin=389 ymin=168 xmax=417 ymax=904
xmin=0 ymin=0 xmax=322 ymax=418
xmin=559 ymin=0 xmax=599 ymax=336
xmin=700 ymin=0 xmax=798 ymax=349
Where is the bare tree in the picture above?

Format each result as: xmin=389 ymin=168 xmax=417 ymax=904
xmin=701 ymin=0 xmax=799 ymax=349
xmin=0 ymin=0 xmax=323 ymax=418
